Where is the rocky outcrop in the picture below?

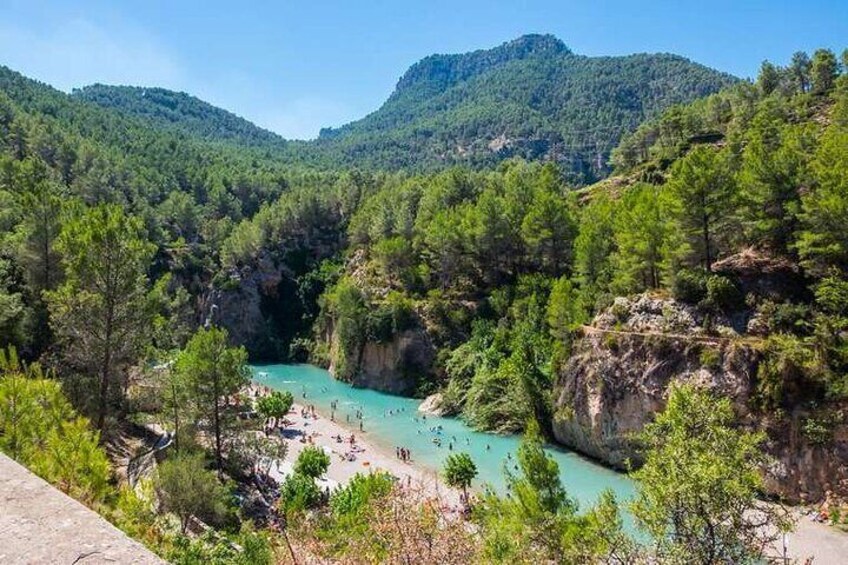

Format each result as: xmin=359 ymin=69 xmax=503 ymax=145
xmin=327 ymin=326 xmax=436 ymax=396
xmin=201 ymin=253 xmax=286 ymax=357
xmin=419 ymin=392 xmax=451 ymax=416
xmin=552 ymin=294 xmax=848 ymax=503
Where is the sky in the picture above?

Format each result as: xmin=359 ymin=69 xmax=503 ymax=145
xmin=2 ymin=1 xmax=846 ymax=140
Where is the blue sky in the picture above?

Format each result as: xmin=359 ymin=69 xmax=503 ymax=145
xmin=2 ymin=1 xmax=846 ymax=139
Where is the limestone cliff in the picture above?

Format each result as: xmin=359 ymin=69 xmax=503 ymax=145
xmin=325 ymin=322 xmax=436 ymax=396
xmin=552 ymin=294 xmax=848 ymax=503
xmin=201 ymin=254 xmax=286 ymax=358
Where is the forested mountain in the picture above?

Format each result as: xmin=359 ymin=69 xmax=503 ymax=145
xmin=2 ymin=35 xmax=848 ymax=564
xmin=313 ymin=34 xmax=739 ymax=182
xmin=72 ymin=84 xmax=287 ymax=148
xmin=72 ymin=35 xmax=738 ymax=183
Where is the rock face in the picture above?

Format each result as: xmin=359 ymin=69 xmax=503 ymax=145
xmin=552 ymin=294 xmax=848 ymax=503
xmin=328 ymin=327 xmax=436 ymax=395
xmin=355 ymin=329 xmax=435 ymax=394
xmin=419 ymin=392 xmax=451 ymax=416
xmin=201 ymin=254 xmax=285 ymax=357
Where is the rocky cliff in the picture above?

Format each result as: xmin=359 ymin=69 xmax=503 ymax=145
xmin=201 ymin=254 xmax=286 ymax=358
xmin=325 ymin=323 xmax=436 ymax=396
xmin=552 ymin=294 xmax=848 ymax=503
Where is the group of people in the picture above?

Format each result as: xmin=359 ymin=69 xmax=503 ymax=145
xmin=395 ymin=446 xmax=412 ymax=462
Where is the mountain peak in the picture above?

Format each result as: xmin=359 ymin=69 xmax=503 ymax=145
xmin=393 ymin=34 xmax=571 ymax=96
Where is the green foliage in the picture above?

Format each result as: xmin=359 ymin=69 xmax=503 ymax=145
xmin=611 ymin=183 xmax=680 ymax=293
xmin=443 ymin=452 xmax=478 ymax=497
xmin=631 ymin=384 xmax=792 ymax=563
xmin=329 ymin=471 xmax=394 ymax=518
xmin=665 ymin=145 xmax=736 ymax=269
xmin=45 ymin=204 xmax=155 ymax=430
xmin=474 ymin=421 xmax=629 ymax=563
xmin=255 ymin=390 xmax=294 ymax=419
xmin=0 ymin=348 xmax=110 ymax=504
xmin=175 ymin=327 xmax=250 ymax=471
xmin=278 ymin=471 xmax=323 ymax=517
xmin=293 ymin=445 xmax=331 ymax=479
xmin=155 ymin=452 xmax=231 ymax=534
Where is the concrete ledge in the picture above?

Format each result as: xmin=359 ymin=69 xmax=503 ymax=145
xmin=0 ymin=453 xmax=164 ymax=564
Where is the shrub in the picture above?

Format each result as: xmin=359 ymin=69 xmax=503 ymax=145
xmin=330 ymin=471 xmax=394 ymax=518
xmin=278 ymin=472 xmax=323 ymax=517
xmin=699 ymin=346 xmax=722 ymax=370
xmin=705 ymin=274 xmax=743 ymax=312
xmin=673 ymin=269 xmax=708 ymax=304
xmin=294 ymin=446 xmax=330 ymax=478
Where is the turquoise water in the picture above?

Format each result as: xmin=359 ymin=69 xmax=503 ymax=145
xmin=252 ymin=363 xmax=636 ymax=510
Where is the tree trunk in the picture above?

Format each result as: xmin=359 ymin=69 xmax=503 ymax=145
xmin=97 ymin=346 xmax=111 ymax=434
xmin=213 ymin=373 xmax=222 ymax=475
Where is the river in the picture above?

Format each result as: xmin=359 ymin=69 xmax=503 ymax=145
xmin=252 ymin=363 xmax=636 ymax=510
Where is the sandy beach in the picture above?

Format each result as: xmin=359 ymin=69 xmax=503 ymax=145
xmin=265 ymin=400 xmax=461 ymax=508
xmin=253 ymin=392 xmax=847 ymax=563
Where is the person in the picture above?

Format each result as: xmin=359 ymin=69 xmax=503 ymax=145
xmin=359 ymin=420 xmax=363 ymax=432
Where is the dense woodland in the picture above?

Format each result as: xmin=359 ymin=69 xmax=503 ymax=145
xmin=76 ymin=35 xmax=737 ymax=184
xmin=1 ymin=41 xmax=847 ymax=563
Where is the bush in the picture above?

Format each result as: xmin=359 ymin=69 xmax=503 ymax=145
xmin=278 ymin=472 xmax=323 ymax=517
xmin=705 ymin=275 xmax=742 ymax=312
xmin=294 ymin=446 xmax=330 ymax=478
xmin=673 ymin=269 xmax=708 ymax=304
xmin=330 ymin=471 xmax=394 ymax=518
xmin=699 ymin=346 xmax=722 ymax=370
xmin=155 ymin=452 xmax=231 ymax=533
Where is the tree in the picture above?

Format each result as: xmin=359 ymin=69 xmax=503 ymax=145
xmin=789 ymin=51 xmax=812 ymax=93
xmin=756 ymin=61 xmax=781 ymax=96
xmin=175 ymin=327 xmax=250 ymax=474
xmin=474 ymin=420 xmax=617 ymax=563
xmin=13 ymin=157 xmax=64 ymax=296
xmin=666 ymin=145 xmax=736 ymax=270
xmin=520 ymin=187 xmax=576 ymax=276
xmin=443 ymin=452 xmax=478 ymax=502
xmin=612 ymin=183 xmax=679 ymax=293
xmin=573 ymin=193 xmax=615 ymax=310
xmin=293 ymin=445 xmax=330 ymax=478
xmin=798 ymin=126 xmax=848 ymax=275
xmin=155 ymin=452 xmax=230 ymax=534
xmin=738 ymin=101 xmax=813 ymax=253
xmin=631 ymin=384 xmax=793 ymax=563
xmin=0 ymin=347 xmax=110 ymax=504
xmin=45 ymin=204 xmax=155 ymax=432
xmin=811 ymin=48 xmax=839 ymax=95
xmin=255 ymin=390 xmax=294 ymax=420
xmin=158 ymin=363 xmax=192 ymax=453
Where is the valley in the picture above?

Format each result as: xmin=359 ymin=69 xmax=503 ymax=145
xmin=1 ymin=25 xmax=847 ymax=564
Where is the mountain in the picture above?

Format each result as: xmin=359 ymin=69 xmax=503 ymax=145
xmin=72 ymin=84 xmax=286 ymax=148
xmin=313 ymin=34 xmax=740 ymax=182
xmin=70 ymin=35 xmax=739 ymax=183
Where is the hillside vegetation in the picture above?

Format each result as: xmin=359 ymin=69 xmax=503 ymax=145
xmin=0 ymin=40 xmax=847 ymax=564
xmin=77 ymin=34 xmax=737 ymax=184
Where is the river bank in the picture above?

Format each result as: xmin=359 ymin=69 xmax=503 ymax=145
xmin=252 ymin=365 xmax=848 ymax=564
xmin=273 ymin=399 xmax=461 ymax=508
